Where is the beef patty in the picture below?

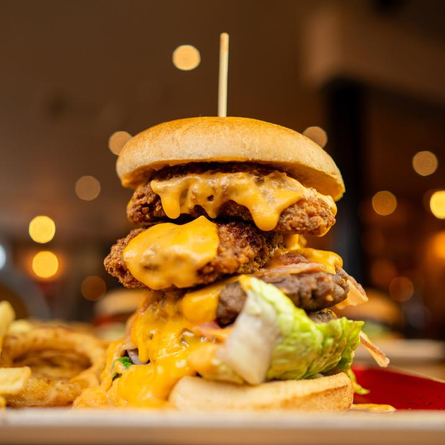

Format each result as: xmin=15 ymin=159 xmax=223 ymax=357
xmin=104 ymin=221 xmax=284 ymax=290
xmin=127 ymin=163 xmax=336 ymax=235
xmin=216 ymin=266 xmax=349 ymax=325
xmin=307 ymin=308 xmax=337 ymax=324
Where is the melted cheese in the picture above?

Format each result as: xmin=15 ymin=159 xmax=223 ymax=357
xmin=181 ymin=281 xmax=227 ymax=324
xmin=123 ymin=216 xmax=219 ymax=290
xmin=350 ymin=404 xmax=396 ymax=413
xmin=297 ymin=248 xmax=343 ymax=274
xmin=151 ymin=171 xmax=337 ymax=232
xmin=73 ymin=340 xmax=127 ymax=408
xmin=74 ymin=281 xmax=230 ymax=409
xmin=270 ymin=235 xmax=343 ymax=274
xmin=187 ymin=343 xmax=219 ymax=376
xmin=284 ymin=234 xmax=306 ymax=250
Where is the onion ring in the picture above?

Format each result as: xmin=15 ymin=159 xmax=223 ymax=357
xmin=0 ymin=327 xmax=106 ymax=407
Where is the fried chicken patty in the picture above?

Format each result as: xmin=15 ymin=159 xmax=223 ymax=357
xmin=127 ymin=163 xmax=336 ymax=235
xmin=104 ymin=221 xmax=284 ymax=290
xmin=216 ymin=266 xmax=349 ymax=325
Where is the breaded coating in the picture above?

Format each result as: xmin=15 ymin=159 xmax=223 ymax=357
xmin=104 ymin=222 xmax=284 ymax=290
xmin=127 ymin=163 xmax=335 ymax=235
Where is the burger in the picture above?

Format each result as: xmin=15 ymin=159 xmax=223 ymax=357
xmin=74 ymin=117 xmax=387 ymax=411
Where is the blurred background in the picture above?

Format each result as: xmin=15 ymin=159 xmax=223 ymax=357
xmin=0 ymin=0 xmax=444 ymax=354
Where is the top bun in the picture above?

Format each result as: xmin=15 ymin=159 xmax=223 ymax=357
xmin=117 ymin=117 xmax=345 ymax=201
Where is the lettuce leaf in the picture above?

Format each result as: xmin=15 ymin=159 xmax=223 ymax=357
xmin=347 ymin=369 xmax=370 ymax=395
xmin=216 ymin=276 xmax=363 ymax=383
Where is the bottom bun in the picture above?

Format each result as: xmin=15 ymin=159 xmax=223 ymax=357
xmin=169 ymin=372 xmax=353 ymax=412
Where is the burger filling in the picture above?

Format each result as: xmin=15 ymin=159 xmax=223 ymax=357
xmin=127 ymin=163 xmax=336 ymax=235
xmin=81 ymin=158 xmax=386 ymax=409
xmin=104 ymin=217 xmax=284 ymax=290
xmin=216 ymin=266 xmax=350 ymax=326
xmin=74 ymin=276 xmax=363 ymax=408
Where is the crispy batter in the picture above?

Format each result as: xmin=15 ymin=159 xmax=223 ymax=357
xmin=127 ymin=163 xmax=335 ymax=235
xmin=217 ymin=266 xmax=349 ymax=326
xmin=105 ymin=222 xmax=284 ymax=290
xmin=105 ymin=229 xmax=144 ymax=289
xmin=0 ymin=328 xmax=106 ymax=408
xmin=14 ymin=350 xmax=91 ymax=380
xmin=4 ymin=375 xmax=83 ymax=408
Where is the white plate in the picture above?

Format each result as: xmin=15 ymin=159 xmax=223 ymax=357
xmin=1 ymin=409 xmax=444 ymax=445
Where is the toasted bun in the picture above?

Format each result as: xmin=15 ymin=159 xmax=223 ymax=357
xmin=169 ymin=373 xmax=353 ymax=412
xmin=94 ymin=289 xmax=147 ymax=317
xmin=117 ymin=117 xmax=345 ymax=200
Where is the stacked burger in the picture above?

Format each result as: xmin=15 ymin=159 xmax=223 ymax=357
xmin=75 ymin=117 xmax=385 ymax=410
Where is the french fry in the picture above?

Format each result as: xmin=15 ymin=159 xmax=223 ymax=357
xmin=0 ymin=367 xmax=31 ymax=395
xmin=0 ymin=301 xmax=16 ymax=355
xmin=7 ymin=319 xmax=33 ymax=336
xmin=0 ymin=396 xmax=5 ymax=408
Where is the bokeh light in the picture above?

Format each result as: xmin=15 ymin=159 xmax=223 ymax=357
xmin=430 ymin=190 xmax=445 ymax=219
xmin=430 ymin=230 xmax=445 ymax=261
xmin=29 ymin=216 xmax=56 ymax=244
xmin=32 ymin=251 xmax=59 ymax=279
xmin=172 ymin=45 xmax=201 ymax=71
xmin=372 ymin=191 xmax=397 ymax=216
xmin=389 ymin=276 xmax=414 ymax=302
xmin=0 ymin=245 xmax=6 ymax=270
xmin=302 ymin=126 xmax=328 ymax=148
xmin=108 ymin=131 xmax=132 ymax=156
xmin=370 ymin=259 xmax=397 ymax=288
xmin=75 ymin=176 xmax=101 ymax=201
xmin=81 ymin=276 xmax=107 ymax=301
xmin=412 ymin=151 xmax=438 ymax=176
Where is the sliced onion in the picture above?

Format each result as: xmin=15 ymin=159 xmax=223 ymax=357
xmin=127 ymin=349 xmax=148 ymax=365
xmin=359 ymin=332 xmax=390 ymax=367
xmin=259 ymin=263 xmax=326 ymax=277
xmin=336 ymin=277 xmax=369 ymax=309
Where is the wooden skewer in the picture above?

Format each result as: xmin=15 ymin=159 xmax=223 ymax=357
xmin=218 ymin=33 xmax=229 ymax=117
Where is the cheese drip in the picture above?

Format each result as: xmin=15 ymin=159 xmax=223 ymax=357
xmin=270 ymin=234 xmax=343 ymax=274
xmin=123 ymin=216 xmax=219 ymax=290
xmin=151 ymin=171 xmax=337 ymax=232
xmin=298 ymin=248 xmax=342 ymax=274
xmin=74 ymin=282 xmax=229 ymax=408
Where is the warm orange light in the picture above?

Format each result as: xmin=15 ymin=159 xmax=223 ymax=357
xmin=430 ymin=191 xmax=445 ymax=219
xmin=108 ymin=131 xmax=132 ymax=156
xmin=29 ymin=216 xmax=56 ymax=244
xmin=75 ymin=176 xmax=101 ymax=201
xmin=412 ymin=151 xmax=438 ymax=176
xmin=172 ymin=45 xmax=201 ymax=71
xmin=302 ymin=126 xmax=328 ymax=148
xmin=389 ymin=277 xmax=414 ymax=302
xmin=370 ymin=259 xmax=397 ymax=288
xmin=372 ymin=191 xmax=397 ymax=216
xmin=81 ymin=276 xmax=107 ymax=301
xmin=32 ymin=251 xmax=59 ymax=279
xmin=430 ymin=231 xmax=445 ymax=261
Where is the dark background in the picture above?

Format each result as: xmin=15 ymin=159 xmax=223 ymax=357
xmin=0 ymin=0 xmax=444 ymax=338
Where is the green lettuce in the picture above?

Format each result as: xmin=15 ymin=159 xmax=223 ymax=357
xmin=216 ymin=276 xmax=363 ymax=383
xmin=346 ymin=369 xmax=370 ymax=395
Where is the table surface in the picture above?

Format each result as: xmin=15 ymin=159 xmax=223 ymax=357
xmin=1 ymin=409 xmax=445 ymax=445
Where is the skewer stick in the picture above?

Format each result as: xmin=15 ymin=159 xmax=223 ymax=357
xmin=218 ymin=33 xmax=229 ymax=117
